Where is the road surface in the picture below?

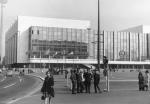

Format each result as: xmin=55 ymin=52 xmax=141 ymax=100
xmin=0 ymin=75 xmax=42 ymax=104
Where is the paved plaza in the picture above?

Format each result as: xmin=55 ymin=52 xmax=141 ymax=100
xmin=9 ymin=71 xmax=150 ymax=104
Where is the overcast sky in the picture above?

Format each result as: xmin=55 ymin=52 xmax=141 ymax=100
xmin=3 ymin=0 xmax=150 ymax=32
xmin=2 ymin=0 xmax=150 ymax=57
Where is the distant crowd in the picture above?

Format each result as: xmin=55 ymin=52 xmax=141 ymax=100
xmin=138 ymin=70 xmax=150 ymax=91
xmin=70 ymin=68 xmax=102 ymax=94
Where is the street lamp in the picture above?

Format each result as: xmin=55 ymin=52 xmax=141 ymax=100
xmin=97 ymin=0 xmax=110 ymax=92
xmin=97 ymin=0 xmax=100 ymax=72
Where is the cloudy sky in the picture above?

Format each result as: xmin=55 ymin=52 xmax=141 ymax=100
xmin=3 ymin=0 xmax=150 ymax=32
xmin=2 ymin=0 xmax=150 ymax=56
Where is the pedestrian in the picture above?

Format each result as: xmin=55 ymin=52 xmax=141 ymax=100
xmin=70 ymin=70 xmax=77 ymax=94
xmin=80 ymin=69 xmax=85 ymax=93
xmin=76 ymin=68 xmax=82 ymax=93
xmin=22 ymin=69 xmax=25 ymax=75
xmin=143 ymin=70 xmax=150 ymax=91
xmin=65 ymin=70 xmax=68 ymax=79
xmin=138 ymin=71 xmax=144 ymax=91
xmin=41 ymin=71 xmax=55 ymax=104
xmin=84 ymin=69 xmax=92 ymax=93
xmin=94 ymin=70 xmax=102 ymax=93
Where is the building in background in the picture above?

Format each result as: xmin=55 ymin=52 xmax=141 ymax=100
xmin=121 ymin=25 xmax=150 ymax=34
xmin=102 ymin=25 xmax=150 ymax=69
xmin=5 ymin=16 xmax=95 ymax=68
xmin=5 ymin=17 xmax=150 ymax=69
xmin=103 ymin=31 xmax=150 ymax=61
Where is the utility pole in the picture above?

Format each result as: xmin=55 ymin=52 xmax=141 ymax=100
xmin=97 ymin=0 xmax=100 ymax=72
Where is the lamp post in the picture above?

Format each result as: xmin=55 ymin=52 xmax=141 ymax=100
xmin=97 ymin=0 xmax=100 ymax=72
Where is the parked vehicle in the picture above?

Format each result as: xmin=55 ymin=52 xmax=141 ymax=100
xmin=6 ymin=70 xmax=13 ymax=77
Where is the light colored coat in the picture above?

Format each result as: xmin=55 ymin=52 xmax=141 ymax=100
xmin=144 ymin=73 xmax=150 ymax=87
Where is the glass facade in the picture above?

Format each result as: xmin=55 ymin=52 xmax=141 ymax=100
xmin=28 ymin=26 xmax=150 ymax=62
xmin=28 ymin=26 xmax=93 ymax=59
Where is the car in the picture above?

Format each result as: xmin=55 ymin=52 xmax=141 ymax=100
xmin=6 ymin=70 xmax=13 ymax=77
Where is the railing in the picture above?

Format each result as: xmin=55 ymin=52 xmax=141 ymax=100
xmin=29 ymin=58 xmax=99 ymax=64
xmin=29 ymin=58 xmax=150 ymax=65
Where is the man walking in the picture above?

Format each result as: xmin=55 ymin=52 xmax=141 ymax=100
xmin=70 ymin=70 xmax=77 ymax=94
xmin=94 ymin=70 xmax=102 ymax=93
xmin=84 ymin=69 xmax=92 ymax=93
xmin=76 ymin=69 xmax=82 ymax=93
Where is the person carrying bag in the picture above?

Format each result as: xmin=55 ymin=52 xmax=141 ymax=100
xmin=41 ymin=71 xmax=55 ymax=104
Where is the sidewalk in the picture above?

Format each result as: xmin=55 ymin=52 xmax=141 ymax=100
xmin=9 ymin=73 xmax=150 ymax=104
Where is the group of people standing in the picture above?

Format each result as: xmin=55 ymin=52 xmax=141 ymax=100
xmin=70 ymin=68 xmax=102 ymax=94
xmin=138 ymin=70 xmax=150 ymax=91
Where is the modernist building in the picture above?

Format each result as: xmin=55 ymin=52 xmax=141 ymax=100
xmin=103 ymin=25 xmax=150 ymax=69
xmin=5 ymin=17 xmax=150 ymax=69
xmin=103 ymin=31 xmax=150 ymax=61
xmin=5 ymin=16 xmax=96 ymax=68
xmin=121 ymin=25 xmax=150 ymax=33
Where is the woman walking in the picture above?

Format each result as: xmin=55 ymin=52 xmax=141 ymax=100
xmin=138 ymin=71 xmax=144 ymax=91
xmin=143 ymin=70 xmax=150 ymax=91
xmin=41 ymin=71 xmax=54 ymax=104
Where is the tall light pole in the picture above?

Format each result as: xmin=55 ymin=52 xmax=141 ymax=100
xmin=0 ymin=0 xmax=7 ymax=63
xmin=97 ymin=0 xmax=100 ymax=72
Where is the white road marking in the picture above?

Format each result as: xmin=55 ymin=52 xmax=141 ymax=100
xmin=101 ymin=79 xmax=138 ymax=82
xmin=0 ymin=76 xmax=6 ymax=82
xmin=8 ymin=84 xmax=42 ymax=104
xmin=3 ymin=83 xmax=16 ymax=88
xmin=7 ymin=75 xmax=44 ymax=104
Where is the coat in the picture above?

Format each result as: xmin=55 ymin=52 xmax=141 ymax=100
xmin=41 ymin=76 xmax=54 ymax=97
xmin=94 ymin=73 xmax=100 ymax=84
xmin=70 ymin=73 xmax=77 ymax=83
xmin=84 ymin=72 xmax=92 ymax=83
xmin=143 ymin=73 xmax=149 ymax=86
xmin=138 ymin=72 xmax=144 ymax=85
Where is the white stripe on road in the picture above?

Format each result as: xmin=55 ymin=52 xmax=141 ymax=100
xmin=3 ymin=83 xmax=16 ymax=88
xmin=0 ymin=76 xmax=6 ymax=82
xmin=8 ymin=75 xmax=44 ymax=104
xmin=101 ymin=80 xmax=138 ymax=82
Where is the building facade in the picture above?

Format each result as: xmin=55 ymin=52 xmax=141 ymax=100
xmin=5 ymin=16 xmax=150 ymax=68
xmin=5 ymin=16 xmax=95 ymax=67
xmin=103 ymin=31 xmax=150 ymax=61
xmin=28 ymin=26 xmax=90 ymax=59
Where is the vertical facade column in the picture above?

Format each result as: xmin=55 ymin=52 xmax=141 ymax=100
xmin=87 ymin=28 xmax=90 ymax=59
xmin=113 ymin=31 xmax=115 ymax=61
xmin=129 ymin=32 xmax=131 ymax=61
xmin=138 ymin=33 xmax=141 ymax=61
xmin=16 ymin=33 xmax=18 ymax=63
xmin=10 ymin=37 xmax=12 ymax=65
xmin=94 ymin=31 xmax=96 ymax=59
xmin=103 ymin=31 xmax=105 ymax=57
xmin=147 ymin=34 xmax=149 ymax=59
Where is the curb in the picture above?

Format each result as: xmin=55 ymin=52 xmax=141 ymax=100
xmin=7 ymin=74 xmax=44 ymax=104
xmin=29 ymin=74 xmax=45 ymax=81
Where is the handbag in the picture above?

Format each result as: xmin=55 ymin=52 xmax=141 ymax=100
xmin=41 ymin=95 xmax=46 ymax=100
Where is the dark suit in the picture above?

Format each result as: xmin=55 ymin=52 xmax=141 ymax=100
xmin=41 ymin=76 xmax=54 ymax=97
xmin=84 ymin=72 xmax=92 ymax=93
xmin=94 ymin=73 xmax=101 ymax=93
